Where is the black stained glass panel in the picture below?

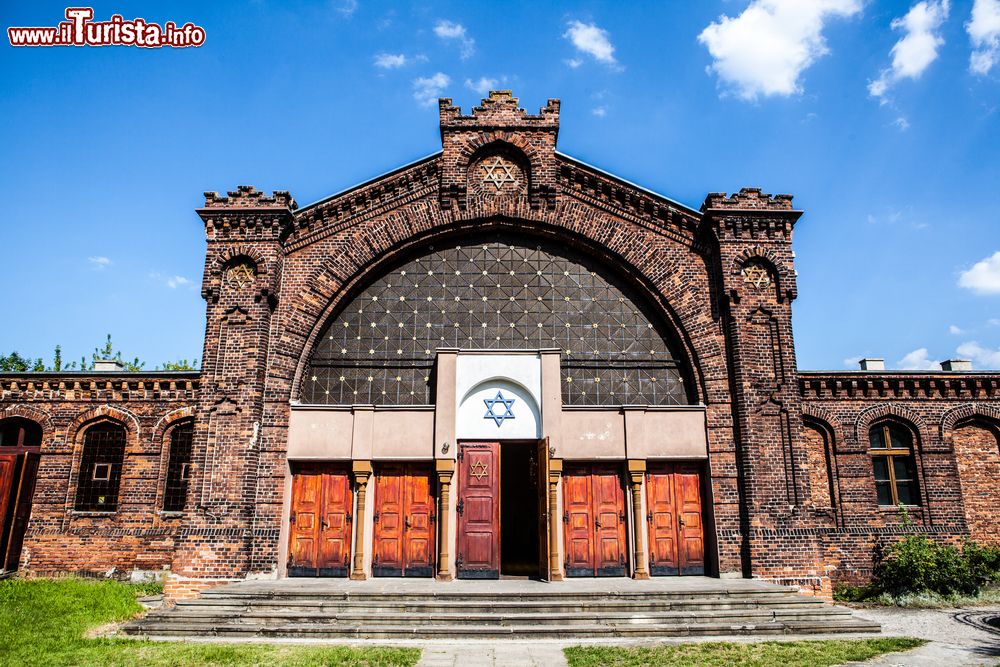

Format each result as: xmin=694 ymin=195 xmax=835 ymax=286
xmin=74 ymin=423 xmax=126 ymax=512
xmin=303 ymin=235 xmax=691 ymax=406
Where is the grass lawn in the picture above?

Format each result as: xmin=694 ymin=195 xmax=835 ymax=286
xmin=0 ymin=577 xmax=420 ymax=667
xmin=563 ymin=637 xmax=926 ymax=667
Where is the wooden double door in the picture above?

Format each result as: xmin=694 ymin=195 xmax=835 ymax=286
xmin=287 ymin=466 xmax=353 ymax=577
xmin=563 ymin=463 xmax=628 ymax=577
xmin=372 ymin=463 xmax=435 ymax=577
xmin=646 ymin=463 xmax=706 ymax=575
xmin=456 ymin=441 xmax=550 ymax=579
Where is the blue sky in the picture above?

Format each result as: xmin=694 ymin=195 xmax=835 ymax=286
xmin=1 ymin=0 xmax=998 ymax=371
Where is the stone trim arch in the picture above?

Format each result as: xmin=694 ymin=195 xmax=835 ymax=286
xmin=69 ymin=404 xmax=141 ymax=440
xmin=854 ymin=403 xmax=933 ymax=452
xmin=729 ymin=245 xmax=797 ymax=302
xmin=941 ymin=403 xmax=1000 ymax=443
xmin=151 ymin=406 xmax=196 ymax=449
xmin=0 ymin=404 xmax=54 ymax=432
xmin=203 ymin=245 xmax=282 ymax=304
xmin=290 ymin=214 xmax=717 ymax=406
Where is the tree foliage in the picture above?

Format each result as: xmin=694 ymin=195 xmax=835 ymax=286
xmin=1 ymin=335 xmax=199 ymax=373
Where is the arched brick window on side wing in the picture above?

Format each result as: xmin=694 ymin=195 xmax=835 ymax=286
xmin=162 ymin=421 xmax=194 ymax=512
xmin=869 ymin=421 xmax=920 ymax=506
xmin=74 ymin=422 xmax=126 ymax=512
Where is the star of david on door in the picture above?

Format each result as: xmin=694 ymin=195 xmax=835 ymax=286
xmin=483 ymin=390 xmax=516 ymax=426
xmin=481 ymin=157 xmax=518 ymax=191
xmin=470 ymin=460 xmax=489 ymax=480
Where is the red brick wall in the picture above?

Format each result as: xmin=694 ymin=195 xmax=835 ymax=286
xmin=953 ymin=422 xmax=1000 ymax=545
xmin=0 ymin=376 xmax=197 ymax=577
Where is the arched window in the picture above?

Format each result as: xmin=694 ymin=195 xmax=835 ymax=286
xmin=162 ymin=421 xmax=193 ymax=512
xmin=869 ymin=422 xmax=920 ymax=506
xmin=303 ymin=234 xmax=692 ymax=406
xmin=75 ymin=422 xmax=126 ymax=512
xmin=0 ymin=418 xmax=42 ymax=449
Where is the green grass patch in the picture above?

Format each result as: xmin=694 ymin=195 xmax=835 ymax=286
xmin=563 ymin=638 xmax=926 ymax=667
xmin=0 ymin=577 xmax=420 ymax=666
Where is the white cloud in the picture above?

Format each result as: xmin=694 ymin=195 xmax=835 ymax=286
xmin=893 ymin=116 xmax=911 ymax=130
xmin=150 ymin=272 xmax=194 ymax=289
xmin=897 ymin=347 xmax=940 ymax=370
xmin=564 ymin=58 xmax=583 ymax=69
xmin=959 ymin=250 xmax=1000 ymax=295
xmin=374 ymin=53 xmax=407 ymax=69
xmin=698 ymin=0 xmax=862 ymax=100
xmin=592 ymin=106 xmax=607 ymax=117
xmin=464 ymin=77 xmax=498 ymax=95
xmin=564 ymin=21 xmax=619 ymax=67
xmin=335 ymin=0 xmax=358 ymax=17
xmin=434 ymin=20 xmax=475 ymax=59
xmin=990 ymin=318 xmax=1000 ymax=326
xmin=869 ymin=1 xmax=951 ymax=101
xmin=949 ymin=324 xmax=965 ymax=335
xmin=968 ymin=0 xmax=1000 ymax=74
xmin=88 ymin=256 xmax=111 ymax=270
xmin=413 ymin=72 xmax=450 ymax=107
xmin=843 ymin=355 xmax=863 ymax=367
xmin=957 ymin=341 xmax=1000 ymax=368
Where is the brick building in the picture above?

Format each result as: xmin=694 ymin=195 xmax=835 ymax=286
xmin=1 ymin=91 xmax=997 ymax=598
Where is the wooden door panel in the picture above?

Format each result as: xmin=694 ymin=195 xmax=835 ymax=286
xmin=647 ymin=463 xmax=705 ymax=576
xmin=288 ymin=467 xmax=352 ymax=578
xmin=563 ymin=466 xmax=594 ymax=576
xmin=373 ymin=466 xmax=404 ymax=576
xmin=3 ymin=454 xmax=39 ymax=570
xmin=403 ymin=465 xmax=434 ymax=577
xmin=318 ymin=471 xmax=351 ymax=576
xmin=592 ymin=466 xmax=626 ymax=576
xmin=288 ymin=471 xmax=321 ymax=577
xmin=537 ymin=438 xmax=550 ymax=580
xmin=457 ymin=442 xmax=499 ymax=578
xmin=675 ymin=465 xmax=705 ymax=575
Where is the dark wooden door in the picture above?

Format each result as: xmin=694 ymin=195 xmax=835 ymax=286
xmin=373 ymin=464 xmax=435 ymax=577
xmin=647 ymin=463 xmax=705 ymax=575
xmin=457 ymin=442 xmax=499 ymax=579
xmin=563 ymin=463 xmax=627 ymax=577
xmin=288 ymin=466 xmax=352 ymax=577
xmin=3 ymin=453 xmax=39 ymax=571
xmin=537 ymin=438 xmax=550 ymax=580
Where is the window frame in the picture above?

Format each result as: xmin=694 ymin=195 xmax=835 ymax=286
xmin=161 ymin=420 xmax=194 ymax=513
xmin=869 ymin=422 xmax=920 ymax=507
xmin=73 ymin=421 xmax=127 ymax=513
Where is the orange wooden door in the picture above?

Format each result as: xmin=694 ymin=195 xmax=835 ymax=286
xmin=564 ymin=463 xmax=627 ymax=577
xmin=674 ymin=465 xmax=705 ymax=575
xmin=402 ymin=464 xmax=435 ymax=577
xmin=3 ymin=454 xmax=39 ymax=570
xmin=373 ymin=464 xmax=435 ymax=577
xmin=647 ymin=463 xmax=705 ymax=576
xmin=563 ymin=465 xmax=594 ymax=576
xmin=318 ymin=471 xmax=352 ymax=576
xmin=646 ymin=463 xmax=680 ymax=575
xmin=457 ymin=442 xmax=499 ymax=579
xmin=288 ymin=466 xmax=352 ymax=577
xmin=288 ymin=470 xmax=322 ymax=576
xmin=592 ymin=464 xmax=627 ymax=576
xmin=0 ymin=455 xmax=17 ymax=568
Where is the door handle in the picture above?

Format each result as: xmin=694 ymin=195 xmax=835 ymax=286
xmin=646 ymin=511 xmax=652 ymax=523
xmin=373 ymin=512 xmax=380 ymax=524
xmin=594 ymin=518 xmax=603 ymax=529
xmin=405 ymin=517 xmax=412 ymax=530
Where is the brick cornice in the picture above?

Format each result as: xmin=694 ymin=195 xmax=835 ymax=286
xmin=799 ymin=372 xmax=1000 ymax=401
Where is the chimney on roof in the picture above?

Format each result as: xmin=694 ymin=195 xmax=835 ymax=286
xmin=93 ymin=359 xmax=125 ymax=372
xmin=940 ymin=359 xmax=973 ymax=372
xmin=859 ymin=358 xmax=885 ymax=371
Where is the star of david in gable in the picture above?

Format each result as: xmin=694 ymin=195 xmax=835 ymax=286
xmin=481 ymin=156 xmax=517 ymax=191
xmin=483 ymin=390 xmax=516 ymax=427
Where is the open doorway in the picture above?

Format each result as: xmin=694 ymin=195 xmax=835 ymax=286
xmin=500 ymin=442 xmax=539 ymax=576
xmin=456 ymin=440 xmax=550 ymax=580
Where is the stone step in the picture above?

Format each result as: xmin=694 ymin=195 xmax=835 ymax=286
xmin=124 ymin=619 xmax=880 ymax=639
xmin=198 ymin=589 xmax=797 ymax=603
xmin=139 ymin=608 xmax=855 ymax=627
xmin=175 ymin=596 xmax=827 ymax=614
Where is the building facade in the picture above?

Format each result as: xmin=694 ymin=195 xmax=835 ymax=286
xmin=1 ymin=92 xmax=997 ymax=598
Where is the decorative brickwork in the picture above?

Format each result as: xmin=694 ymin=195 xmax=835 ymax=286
xmin=2 ymin=92 xmax=998 ymax=598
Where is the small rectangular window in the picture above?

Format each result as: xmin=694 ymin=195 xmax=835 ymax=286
xmin=92 ymin=463 xmax=112 ymax=481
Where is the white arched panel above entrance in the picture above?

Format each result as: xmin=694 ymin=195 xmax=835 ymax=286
xmin=455 ymin=353 xmax=542 ymax=440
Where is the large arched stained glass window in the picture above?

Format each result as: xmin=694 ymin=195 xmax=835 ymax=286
xmin=303 ymin=235 xmax=692 ymax=406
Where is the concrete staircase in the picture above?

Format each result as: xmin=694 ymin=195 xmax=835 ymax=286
xmin=123 ymin=578 xmax=879 ymax=640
